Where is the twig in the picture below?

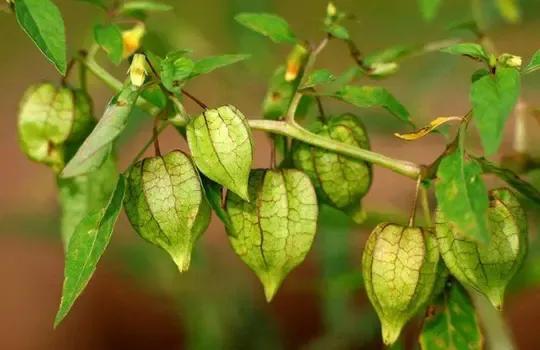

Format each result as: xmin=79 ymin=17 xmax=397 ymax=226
xmin=420 ymin=185 xmax=432 ymax=227
xmin=181 ymin=89 xmax=208 ymax=109
xmin=314 ymin=94 xmax=327 ymax=123
xmin=131 ymin=122 xmax=169 ymax=164
xmin=408 ymin=175 xmax=422 ymax=226
xmin=61 ymin=58 xmax=77 ymax=86
xmin=153 ymin=118 xmax=162 ymax=157
xmin=78 ymin=51 xmax=88 ymax=91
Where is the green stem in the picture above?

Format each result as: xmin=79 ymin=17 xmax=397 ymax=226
xmin=130 ymin=122 xmax=169 ymax=165
xmin=84 ymin=55 xmax=123 ymax=91
xmin=81 ymin=55 xmax=422 ymax=179
xmin=420 ymin=185 xmax=432 ymax=227
xmin=408 ymin=175 xmax=422 ymax=226
xmin=249 ymin=119 xmax=421 ymax=179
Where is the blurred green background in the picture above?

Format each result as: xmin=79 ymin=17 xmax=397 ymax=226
xmin=1 ymin=0 xmax=540 ymax=349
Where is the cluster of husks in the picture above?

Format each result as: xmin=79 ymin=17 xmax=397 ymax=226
xmin=18 ymin=84 xmax=529 ymax=340
xmin=121 ymin=106 xmax=322 ymax=300
xmin=362 ymin=188 xmax=528 ymax=345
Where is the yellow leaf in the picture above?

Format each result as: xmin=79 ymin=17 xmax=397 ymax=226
xmin=394 ymin=116 xmax=461 ymax=141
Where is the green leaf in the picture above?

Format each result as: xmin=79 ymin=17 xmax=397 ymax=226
xmin=186 ymin=105 xmax=254 ymax=200
xmin=61 ymin=83 xmax=140 ymax=178
xmin=59 ymin=90 xmax=118 ymax=247
xmin=160 ymin=51 xmax=195 ymax=93
xmin=94 ymin=24 xmax=123 ymax=65
xmin=235 ymin=12 xmax=297 ymax=44
xmin=524 ymin=50 xmax=540 ymax=74
xmin=123 ymin=151 xmax=211 ymax=272
xmin=473 ymin=156 xmax=540 ymax=205
xmin=141 ymin=85 xmax=168 ymax=109
xmin=201 ymin=175 xmax=233 ymax=229
xmin=329 ymin=85 xmax=411 ymax=124
xmin=301 ymin=69 xmax=336 ymax=89
xmin=470 ymin=67 xmax=520 ymax=155
xmin=326 ymin=23 xmax=349 ymax=40
xmin=262 ymin=65 xmax=298 ymax=120
xmin=191 ymin=54 xmax=250 ymax=77
xmin=435 ymin=140 xmax=490 ymax=243
xmin=54 ymin=174 xmax=126 ymax=327
xmin=419 ymin=283 xmax=483 ymax=350
xmin=365 ymin=45 xmax=414 ymax=65
xmin=419 ymin=0 xmax=442 ymax=21
xmin=15 ymin=0 xmax=67 ymax=74
xmin=440 ymin=43 xmax=489 ymax=62
xmin=145 ymin=50 xmax=163 ymax=69
xmin=226 ymin=169 xmax=318 ymax=301
xmin=58 ymin=155 xmax=118 ymax=247
xmin=120 ymin=1 xmax=173 ymax=13
xmin=496 ymin=0 xmax=520 ymax=23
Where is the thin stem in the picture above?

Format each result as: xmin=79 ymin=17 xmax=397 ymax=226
xmin=131 ymin=122 xmax=169 ymax=164
xmin=78 ymin=51 xmax=88 ymax=91
xmin=61 ymin=58 xmax=77 ymax=86
xmin=153 ymin=118 xmax=162 ymax=157
xmin=84 ymin=55 xmax=123 ymax=91
xmin=181 ymin=89 xmax=208 ymax=109
xmin=346 ymin=39 xmax=371 ymax=71
xmin=249 ymin=119 xmax=422 ymax=179
xmin=408 ymin=176 xmax=422 ymax=226
xmin=270 ymin=140 xmax=276 ymax=169
xmin=420 ymin=185 xmax=432 ymax=227
xmin=513 ymin=99 xmax=528 ymax=154
xmin=314 ymin=93 xmax=327 ymax=123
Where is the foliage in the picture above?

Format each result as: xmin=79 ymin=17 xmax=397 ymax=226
xmin=8 ymin=0 xmax=540 ymax=347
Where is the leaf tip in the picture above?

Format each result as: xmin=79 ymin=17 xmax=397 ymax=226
xmin=233 ymin=185 xmax=251 ymax=202
xmin=53 ymin=307 xmax=66 ymax=329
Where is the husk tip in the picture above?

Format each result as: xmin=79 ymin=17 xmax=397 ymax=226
xmin=381 ymin=321 xmax=403 ymax=346
xmin=487 ymin=289 xmax=505 ymax=311
xmin=172 ymin=252 xmax=191 ymax=273
xmin=261 ymin=275 xmax=283 ymax=302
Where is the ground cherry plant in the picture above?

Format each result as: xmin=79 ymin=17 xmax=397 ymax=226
xmin=6 ymin=0 xmax=540 ymax=348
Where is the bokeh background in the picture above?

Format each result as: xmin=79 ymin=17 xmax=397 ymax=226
xmin=2 ymin=0 xmax=540 ymax=349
